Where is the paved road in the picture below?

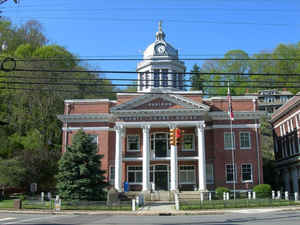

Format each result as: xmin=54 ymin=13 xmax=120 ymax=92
xmin=0 ymin=210 xmax=300 ymax=225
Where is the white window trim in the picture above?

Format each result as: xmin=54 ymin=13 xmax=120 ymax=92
xmin=225 ymin=164 xmax=237 ymax=184
xmin=127 ymin=166 xmax=143 ymax=184
xmin=179 ymin=165 xmax=196 ymax=184
xmin=224 ymin=132 xmax=236 ymax=150
xmin=127 ymin=135 xmax=140 ymax=152
xmin=241 ymin=163 xmax=253 ymax=183
xmin=182 ymin=133 xmax=195 ymax=151
xmin=239 ymin=131 xmax=251 ymax=150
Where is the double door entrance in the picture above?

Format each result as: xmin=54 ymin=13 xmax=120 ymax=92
xmin=150 ymin=165 xmax=169 ymax=190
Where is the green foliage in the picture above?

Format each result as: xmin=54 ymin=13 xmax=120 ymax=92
xmin=56 ymin=130 xmax=107 ymax=201
xmin=0 ymin=158 xmax=26 ymax=187
xmin=215 ymin=187 xmax=230 ymax=199
xmin=0 ymin=17 xmax=116 ymax=192
xmin=253 ymin=184 xmax=272 ymax=198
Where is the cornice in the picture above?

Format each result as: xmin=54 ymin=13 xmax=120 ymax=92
xmin=57 ymin=114 xmax=114 ymax=123
xmin=65 ymin=99 xmax=117 ymax=103
xmin=208 ymin=111 xmax=265 ymax=120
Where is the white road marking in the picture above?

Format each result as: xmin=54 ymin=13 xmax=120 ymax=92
xmin=231 ymin=208 xmax=282 ymax=214
xmin=2 ymin=215 xmax=75 ymax=224
xmin=0 ymin=218 xmax=15 ymax=222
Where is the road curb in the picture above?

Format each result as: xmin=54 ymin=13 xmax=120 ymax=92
xmin=0 ymin=205 xmax=299 ymax=216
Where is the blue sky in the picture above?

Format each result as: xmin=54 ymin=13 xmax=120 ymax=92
xmin=2 ymin=0 xmax=300 ymax=82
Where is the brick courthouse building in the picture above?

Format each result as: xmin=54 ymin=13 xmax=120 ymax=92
xmin=58 ymin=24 xmax=264 ymax=192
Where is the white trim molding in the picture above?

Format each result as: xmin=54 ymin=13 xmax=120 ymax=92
xmin=206 ymin=124 xmax=260 ymax=129
xmin=273 ymin=109 xmax=300 ymax=128
xmin=57 ymin=114 xmax=114 ymax=123
xmin=62 ymin=127 xmax=114 ymax=131
xmin=64 ymin=99 xmax=117 ymax=103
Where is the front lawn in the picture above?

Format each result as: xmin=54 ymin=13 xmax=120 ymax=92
xmin=180 ymin=199 xmax=300 ymax=210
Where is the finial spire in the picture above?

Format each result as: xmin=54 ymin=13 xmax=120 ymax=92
xmin=156 ymin=20 xmax=165 ymax=41
xmin=159 ymin=20 xmax=162 ymax=32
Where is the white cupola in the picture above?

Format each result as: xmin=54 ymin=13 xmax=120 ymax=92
xmin=136 ymin=21 xmax=186 ymax=92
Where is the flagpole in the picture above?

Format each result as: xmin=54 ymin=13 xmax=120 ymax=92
xmin=228 ymin=81 xmax=236 ymax=200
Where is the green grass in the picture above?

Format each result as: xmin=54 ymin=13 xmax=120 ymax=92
xmin=0 ymin=199 xmax=131 ymax=211
xmin=0 ymin=200 xmax=14 ymax=209
xmin=180 ymin=199 xmax=300 ymax=210
xmin=61 ymin=205 xmax=131 ymax=211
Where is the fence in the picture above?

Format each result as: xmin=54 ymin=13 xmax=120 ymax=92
xmin=176 ymin=190 xmax=300 ymax=210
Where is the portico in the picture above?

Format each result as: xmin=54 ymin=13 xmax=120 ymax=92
xmin=114 ymin=121 xmax=207 ymax=192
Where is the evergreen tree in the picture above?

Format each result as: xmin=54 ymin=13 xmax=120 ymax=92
xmin=56 ymin=130 xmax=107 ymax=200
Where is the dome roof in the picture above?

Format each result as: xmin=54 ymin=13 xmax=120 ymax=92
xmin=143 ymin=22 xmax=178 ymax=59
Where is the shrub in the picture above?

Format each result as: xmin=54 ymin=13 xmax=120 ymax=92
xmin=253 ymin=184 xmax=272 ymax=198
xmin=215 ymin=187 xmax=230 ymax=199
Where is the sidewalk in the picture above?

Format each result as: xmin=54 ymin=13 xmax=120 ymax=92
xmin=0 ymin=204 xmax=300 ymax=216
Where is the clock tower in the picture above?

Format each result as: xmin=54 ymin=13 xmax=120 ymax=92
xmin=137 ymin=21 xmax=186 ymax=92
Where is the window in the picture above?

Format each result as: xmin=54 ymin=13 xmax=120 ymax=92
xmin=182 ymin=134 xmax=194 ymax=151
xmin=241 ymin=164 xmax=253 ymax=182
xmin=240 ymin=132 xmax=251 ymax=149
xmin=162 ymin=69 xmax=168 ymax=87
xmin=127 ymin=166 xmax=142 ymax=183
xmin=90 ymin=135 xmax=98 ymax=144
xmin=154 ymin=69 xmax=160 ymax=87
xmin=224 ymin=132 xmax=235 ymax=150
xmin=206 ymin=164 xmax=214 ymax=184
xmin=226 ymin=164 xmax=237 ymax=183
xmin=179 ymin=166 xmax=195 ymax=184
xmin=127 ymin=135 xmax=140 ymax=151
xmin=109 ymin=166 xmax=115 ymax=185
xmin=172 ymin=73 xmax=177 ymax=88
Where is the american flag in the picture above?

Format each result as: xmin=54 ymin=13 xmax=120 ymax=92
xmin=227 ymin=84 xmax=234 ymax=121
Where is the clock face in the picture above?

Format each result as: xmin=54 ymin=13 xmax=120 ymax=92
xmin=155 ymin=44 xmax=165 ymax=55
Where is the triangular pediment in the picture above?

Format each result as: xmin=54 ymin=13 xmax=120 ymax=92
xmin=111 ymin=93 xmax=210 ymax=112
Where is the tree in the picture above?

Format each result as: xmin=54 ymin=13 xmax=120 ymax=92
xmin=192 ymin=50 xmax=250 ymax=96
xmin=259 ymin=114 xmax=278 ymax=188
xmin=190 ymin=64 xmax=205 ymax=92
xmin=56 ymin=130 xmax=107 ymax=200
xmin=0 ymin=158 xmax=26 ymax=197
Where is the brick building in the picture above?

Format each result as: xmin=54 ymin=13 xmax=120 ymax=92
xmin=271 ymin=95 xmax=300 ymax=193
xmin=58 ymin=23 xmax=264 ymax=192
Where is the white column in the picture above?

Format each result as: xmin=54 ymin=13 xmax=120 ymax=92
xmin=197 ymin=123 xmax=206 ymax=191
xmin=114 ymin=125 xmax=124 ymax=191
xmin=170 ymin=144 xmax=178 ymax=191
xmin=142 ymin=125 xmax=150 ymax=191
xmin=170 ymin=125 xmax=178 ymax=191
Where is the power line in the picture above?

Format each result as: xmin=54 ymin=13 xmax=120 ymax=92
xmin=2 ymin=75 xmax=299 ymax=84
xmin=2 ymin=16 xmax=298 ymax=27
xmin=14 ymin=57 xmax=300 ymax=62
xmin=1 ymin=86 xmax=297 ymax=97
xmin=11 ymin=68 xmax=300 ymax=77
xmin=0 ymin=80 xmax=299 ymax=89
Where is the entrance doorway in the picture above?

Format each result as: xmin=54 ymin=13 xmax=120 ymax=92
xmin=150 ymin=165 xmax=169 ymax=190
xmin=151 ymin=133 xmax=170 ymax=158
